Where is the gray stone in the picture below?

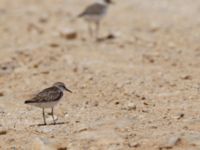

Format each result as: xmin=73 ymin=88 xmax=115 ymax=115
xmin=184 ymin=132 xmax=200 ymax=146
xmin=32 ymin=137 xmax=54 ymax=150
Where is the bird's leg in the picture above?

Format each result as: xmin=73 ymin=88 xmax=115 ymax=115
xmin=51 ymin=107 xmax=56 ymax=125
xmin=88 ymin=22 xmax=93 ymax=38
xmin=42 ymin=108 xmax=46 ymax=125
xmin=95 ymin=21 xmax=100 ymax=40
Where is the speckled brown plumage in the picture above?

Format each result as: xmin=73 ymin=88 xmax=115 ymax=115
xmin=24 ymin=82 xmax=72 ymax=125
xmin=25 ymin=86 xmax=63 ymax=104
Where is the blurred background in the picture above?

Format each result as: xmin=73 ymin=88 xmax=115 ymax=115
xmin=0 ymin=0 xmax=200 ymax=149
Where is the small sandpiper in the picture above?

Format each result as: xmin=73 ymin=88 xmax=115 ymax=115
xmin=78 ymin=0 xmax=113 ymax=39
xmin=24 ymin=82 xmax=72 ymax=125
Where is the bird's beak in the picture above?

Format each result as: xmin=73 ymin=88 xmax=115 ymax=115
xmin=65 ymin=87 xmax=72 ymax=93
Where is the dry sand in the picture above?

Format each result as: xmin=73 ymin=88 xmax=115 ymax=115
xmin=0 ymin=0 xmax=200 ymax=149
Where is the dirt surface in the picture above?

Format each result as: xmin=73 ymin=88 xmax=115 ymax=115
xmin=0 ymin=0 xmax=200 ymax=149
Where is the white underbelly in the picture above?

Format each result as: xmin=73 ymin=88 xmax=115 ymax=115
xmin=84 ymin=14 xmax=105 ymax=23
xmin=29 ymin=101 xmax=59 ymax=108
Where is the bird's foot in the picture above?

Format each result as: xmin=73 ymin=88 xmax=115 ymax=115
xmin=37 ymin=123 xmax=47 ymax=126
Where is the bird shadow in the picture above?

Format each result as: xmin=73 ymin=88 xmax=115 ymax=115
xmin=96 ymin=33 xmax=116 ymax=42
xmin=29 ymin=121 xmax=69 ymax=127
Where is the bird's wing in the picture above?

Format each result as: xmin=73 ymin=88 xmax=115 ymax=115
xmin=30 ymin=87 xmax=63 ymax=103
xmin=79 ymin=3 xmax=106 ymax=16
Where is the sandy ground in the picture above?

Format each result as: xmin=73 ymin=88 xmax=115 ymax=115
xmin=0 ymin=0 xmax=200 ymax=149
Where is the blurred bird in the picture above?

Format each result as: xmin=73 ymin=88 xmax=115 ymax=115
xmin=78 ymin=0 xmax=113 ymax=39
xmin=24 ymin=82 xmax=72 ymax=125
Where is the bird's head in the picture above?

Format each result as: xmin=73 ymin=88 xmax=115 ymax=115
xmin=53 ymin=82 xmax=72 ymax=93
xmin=99 ymin=0 xmax=113 ymax=5
xmin=104 ymin=0 xmax=114 ymax=4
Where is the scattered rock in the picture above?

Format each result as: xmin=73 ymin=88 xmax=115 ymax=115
xmin=142 ymin=109 xmax=149 ymax=113
xmin=0 ymin=92 xmax=4 ymax=97
xmin=64 ymin=113 xmax=69 ymax=118
xmin=57 ymin=147 xmax=67 ymax=150
xmin=40 ymin=71 xmax=50 ymax=75
xmin=106 ymin=33 xmax=116 ymax=39
xmin=0 ymin=61 xmax=18 ymax=76
xmin=160 ymin=136 xmax=181 ymax=149
xmin=75 ymin=120 xmax=80 ymax=123
xmin=168 ymin=42 xmax=176 ymax=48
xmin=8 ymin=138 xmax=15 ymax=143
xmin=128 ymin=142 xmax=140 ymax=148
xmin=32 ymin=137 xmax=54 ymax=150
xmin=49 ymin=43 xmax=59 ymax=48
xmin=127 ymin=103 xmax=137 ymax=110
xmin=92 ymin=101 xmax=99 ymax=107
xmin=143 ymin=54 xmax=155 ymax=63
xmin=10 ymin=146 xmax=16 ymax=150
xmin=0 ymin=130 xmax=7 ymax=135
xmin=96 ymin=32 xmax=120 ymax=42
xmin=38 ymin=14 xmax=49 ymax=23
xmin=60 ymin=28 xmax=77 ymax=40
xmin=78 ymin=128 xmax=88 ymax=133
xmin=122 ymin=102 xmax=136 ymax=111
xmin=181 ymin=75 xmax=192 ymax=80
xmin=33 ymin=63 xmax=39 ymax=69
xmin=86 ymin=75 xmax=93 ymax=81
xmin=76 ymin=128 xmax=123 ymax=144
xmin=167 ymin=136 xmax=181 ymax=147
xmin=149 ymin=22 xmax=160 ymax=32
xmin=183 ymin=132 xmax=200 ymax=146
xmin=175 ymin=113 xmax=184 ymax=120
xmin=27 ymin=23 xmax=43 ymax=34
xmin=115 ymin=101 xmax=120 ymax=105
xmin=0 ymin=107 xmax=5 ymax=114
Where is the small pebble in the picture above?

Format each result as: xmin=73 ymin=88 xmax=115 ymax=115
xmin=123 ymin=102 xmax=136 ymax=111
xmin=0 ymin=92 xmax=4 ymax=97
xmin=49 ymin=43 xmax=59 ymax=48
xmin=0 ymin=130 xmax=7 ymax=135
xmin=57 ymin=147 xmax=67 ymax=150
xmin=115 ymin=101 xmax=120 ymax=105
xmin=181 ymin=75 xmax=192 ymax=80
xmin=60 ymin=28 xmax=77 ymax=40
xmin=176 ymin=113 xmax=184 ymax=120
xmin=160 ymin=136 xmax=181 ymax=149
xmin=128 ymin=142 xmax=140 ymax=148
